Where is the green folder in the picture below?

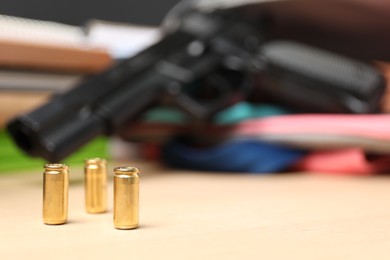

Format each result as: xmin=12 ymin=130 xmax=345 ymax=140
xmin=0 ymin=129 xmax=109 ymax=174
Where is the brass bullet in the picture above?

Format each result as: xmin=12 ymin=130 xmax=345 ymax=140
xmin=113 ymin=166 xmax=140 ymax=230
xmin=43 ymin=163 xmax=69 ymax=225
xmin=84 ymin=158 xmax=107 ymax=213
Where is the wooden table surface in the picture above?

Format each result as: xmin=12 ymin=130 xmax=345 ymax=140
xmin=1 ymin=161 xmax=390 ymax=259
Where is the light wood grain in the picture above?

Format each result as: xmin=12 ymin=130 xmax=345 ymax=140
xmin=1 ymin=161 xmax=390 ymax=259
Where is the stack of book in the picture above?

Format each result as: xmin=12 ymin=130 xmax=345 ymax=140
xmin=0 ymin=14 xmax=113 ymax=172
xmin=0 ymin=14 xmax=113 ymax=127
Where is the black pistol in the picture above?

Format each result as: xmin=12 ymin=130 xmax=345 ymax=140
xmin=6 ymin=7 xmax=385 ymax=162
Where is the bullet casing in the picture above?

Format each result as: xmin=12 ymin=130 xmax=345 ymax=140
xmin=113 ymin=166 xmax=140 ymax=230
xmin=43 ymin=163 xmax=69 ymax=225
xmin=85 ymin=158 xmax=107 ymax=213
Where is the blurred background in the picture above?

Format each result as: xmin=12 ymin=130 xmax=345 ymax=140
xmin=1 ymin=0 xmax=390 ymax=175
xmin=1 ymin=0 xmax=181 ymax=25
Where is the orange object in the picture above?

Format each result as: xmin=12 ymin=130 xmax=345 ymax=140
xmin=0 ymin=38 xmax=112 ymax=73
